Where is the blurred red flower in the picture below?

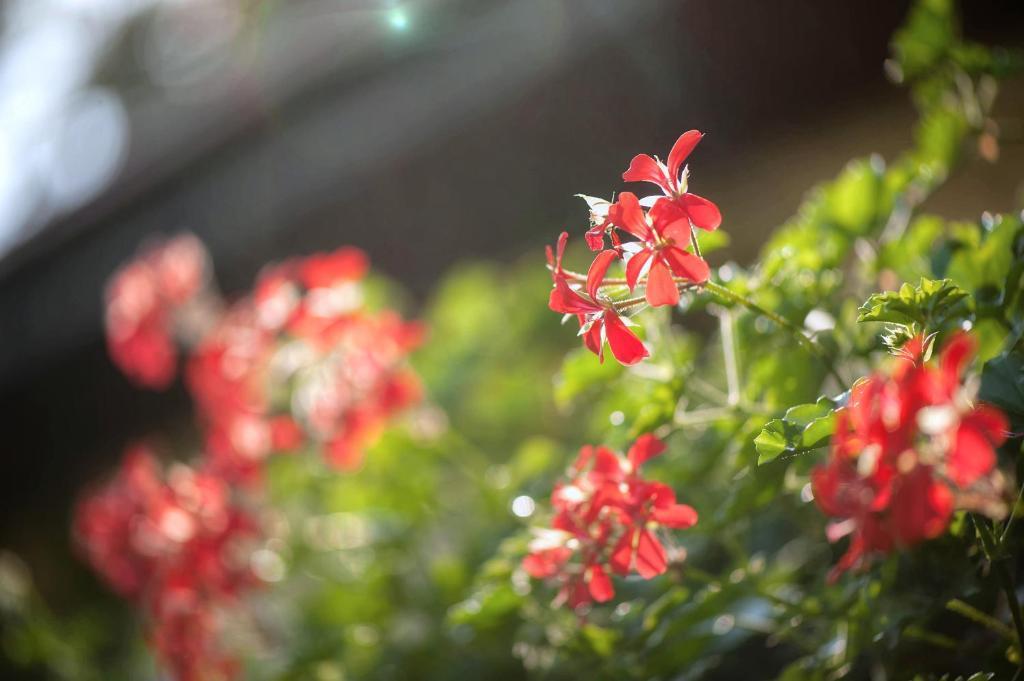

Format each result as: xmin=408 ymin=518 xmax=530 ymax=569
xmin=812 ymin=332 xmax=1009 ymax=581
xmin=74 ymin=445 xmax=262 ymax=681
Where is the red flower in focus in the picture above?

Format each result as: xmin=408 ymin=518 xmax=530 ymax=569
xmin=605 ymin=191 xmax=710 ymax=307
xmin=551 ymin=130 xmax=723 ymax=362
xmin=523 ymin=434 xmax=697 ymax=609
xmin=74 ymin=445 xmax=262 ymax=680
xmin=621 ymin=129 xmax=722 ymax=232
xmin=105 ymin=234 xmax=211 ymax=389
xmin=547 ymin=232 xmax=648 ymax=365
xmin=811 ymin=332 xmax=1008 ymax=581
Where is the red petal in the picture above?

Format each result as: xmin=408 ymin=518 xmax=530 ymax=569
xmin=567 ymin=579 xmax=592 ymax=609
xmin=666 ymin=130 xmax=703 ymax=182
xmin=652 ymin=503 xmax=698 ymax=529
xmin=555 ymin=232 xmax=569 ymax=266
xmin=635 ymin=529 xmax=668 ymax=578
xmin=622 ymin=154 xmax=670 ymax=194
xmin=890 ymin=467 xmax=953 ymax=544
xmin=549 ymin=278 xmax=599 ymax=314
xmin=582 ymin=319 xmax=604 ymax=360
xmin=649 ymin=196 xmax=687 ymax=226
xmin=298 ymin=247 xmax=368 ymax=289
xmin=627 ymin=433 xmax=666 ymax=469
xmin=587 ymin=250 xmax=618 ymax=301
xmin=592 ymin=447 xmax=622 ymax=477
xmin=680 ymin=193 xmax=722 ymax=231
xmin=523 ymin=547 xmax=571 ymax=578
xmin=645 ymin=258 xmax=679 ymax=307
xmin=662 ymin=246 xmax=710 ymax=284
xmin=584 ymin=228 xmax=605 ymax=251
xmin=660 ymin=218 xmax=691 ymax=246
xmin=587 ymin=563 xmax=615 ymax=603
xmin=948 ymin=406 xmax=1006 ymax=487
xmin=625 ymin=249 xmax=653 ymax=292
xmin=612 ymin=192 xmax=654 ymax=241
xmin=603 ymin=312 xmax=648 ymax=365
xmin=940 ymin=331 xmax=975 ymax=386
xmin=573 ymin=445 xmax=595 ymax=472
xmin=949 ymin=424 xmax=997 ymax=488
xmin=609 ymin=528 xmax=636 ymax=575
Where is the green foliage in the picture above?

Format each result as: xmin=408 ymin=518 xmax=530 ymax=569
xmin=755 ymin=396 xmax=840 ymax=466
xmin=4 ymin=2 xmax=1024 ymax=681
xmin=857 ymin=278 xmax=969 ymax=328
xmin=980 ymin=351 xmax=1024 ymax=432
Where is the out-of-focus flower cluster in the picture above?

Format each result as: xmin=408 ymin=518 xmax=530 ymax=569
xmin=75 ymin=445 xmax=262 ymax=681
xmin=812 ymin=333 xmax=1009 ymax=581
xmin=523 ymin=434 xmax=697 ymax=609
xmin=188 ymin=247 xmax=423 ymax=483
xmin=105 ymin=234 xmax=213 ymax=388
xmin=103 ymin=236 xmax=423 ymax=484
xmin=84 ymin=236 xmax=424 ymax=679
xmin=547 ymin=131 xmax=722 ymax=365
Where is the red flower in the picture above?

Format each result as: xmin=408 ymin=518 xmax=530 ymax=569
xmin=546 ymin=233 xmax=648 ymax=365
xmin=74 ymin=446 xmax=263 ymax=681
xmin=297 ymin=246 xmax=368 ymax=290
xmin=523 ymin=434 xmax=697 ymax=609
xmin=187 ymin=247 xmax=424 ymax=481
xmin=549 ymin=130 xmax=724 ymax=363
xmin=622 ymin=129 xmax=722 ymax=232
xmin=811 ymin=332 xmax=1008 ymax=581
xmin=606 ymin=191 xmax=711 ymax=307
xmin=104 ymin=234 xmax=212 ymax=389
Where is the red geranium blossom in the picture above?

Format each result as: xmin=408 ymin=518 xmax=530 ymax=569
xmin=74 ymin=445 xmax=263 ymax=681
xmin=602 ymin=191 xmax=711 ymax=307
xmin=811 ymin=332 xmax=1008 ymax=581
xmin=523 ymin=434 xmax=697 ymax=608
xmin=547 ymin=232 xmax=648 ymax=365
xmin=104 ymin=234 xmax=212 ymax=389
xmin=621 ymin=129 xmax=722 ymax=232
xmin=550 ymin=129 xmax=723 ymax=362
xmin=186 ymin=247 xmax=424 ymax=482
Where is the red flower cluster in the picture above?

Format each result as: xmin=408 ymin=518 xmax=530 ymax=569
xmin=93 ymin=240 xmax=425 ymax=677
xmin=523 ymin=434 xmax=698 ymax=608
xmin=187 ymin=247 xmax=424 ymax=482
xmin=103 ymin=240 xmax=424 ymax=484
xmin=105 ymin=234 xmax=211 ymax=388
xmin=811 ymin=333 xmax=1009 ymax=581
xmin=74 ymin=446 xmax=262 ymax=681
xmin=548 ymin=131 xmax=722 ymax=365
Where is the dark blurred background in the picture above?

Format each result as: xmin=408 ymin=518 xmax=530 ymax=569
xmin=0 ymin=0 xmax=1022 ymax=594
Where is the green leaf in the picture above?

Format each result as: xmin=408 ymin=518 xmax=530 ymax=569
xmin=979 ymin=351 xmax=1024 ymax=432
xmin=755 ymin=396 xmax=840 ymax=466
xmin=581 ymin=624 xmax=620 ymax=658
xmin=857 ymin=277 xmax=969 ymax=327
xmin=554 ymin=346 xmax=623 ymax=408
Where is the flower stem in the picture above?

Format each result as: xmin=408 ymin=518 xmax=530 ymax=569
xmin=946 ymin=598 xmax=1016 ymax=641
xmin=973 ymin=514 xmax=1024 ymax=660
xmin=701 ymin=280 xmax=845 ymax=388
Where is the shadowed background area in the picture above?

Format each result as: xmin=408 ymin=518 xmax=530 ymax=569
xmin=0 ymin=0 xmax=1022 ymax=600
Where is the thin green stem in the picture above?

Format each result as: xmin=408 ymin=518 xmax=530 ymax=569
xmin=1002 ymin=481 xmax=1024 ymax=543
xmin=946 ymin=598 xmax=1016 ymax=642
xmin=702 ymin=280 xmax=846 ymax=389
xmin=973 ymin=514 xmax=1024 ymax=660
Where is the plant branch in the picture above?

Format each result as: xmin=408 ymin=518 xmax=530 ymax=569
xmin=946 ymin=598 xmax=1016 ymax=642
xmin=973 ymin=514 xmax=1024 ymax=660
xmin=702 ymin=280 xmax=846 ymax=388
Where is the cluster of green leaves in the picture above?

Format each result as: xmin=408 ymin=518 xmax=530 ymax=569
xmin=450 ymin=1 xmax=1024 ymax=679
